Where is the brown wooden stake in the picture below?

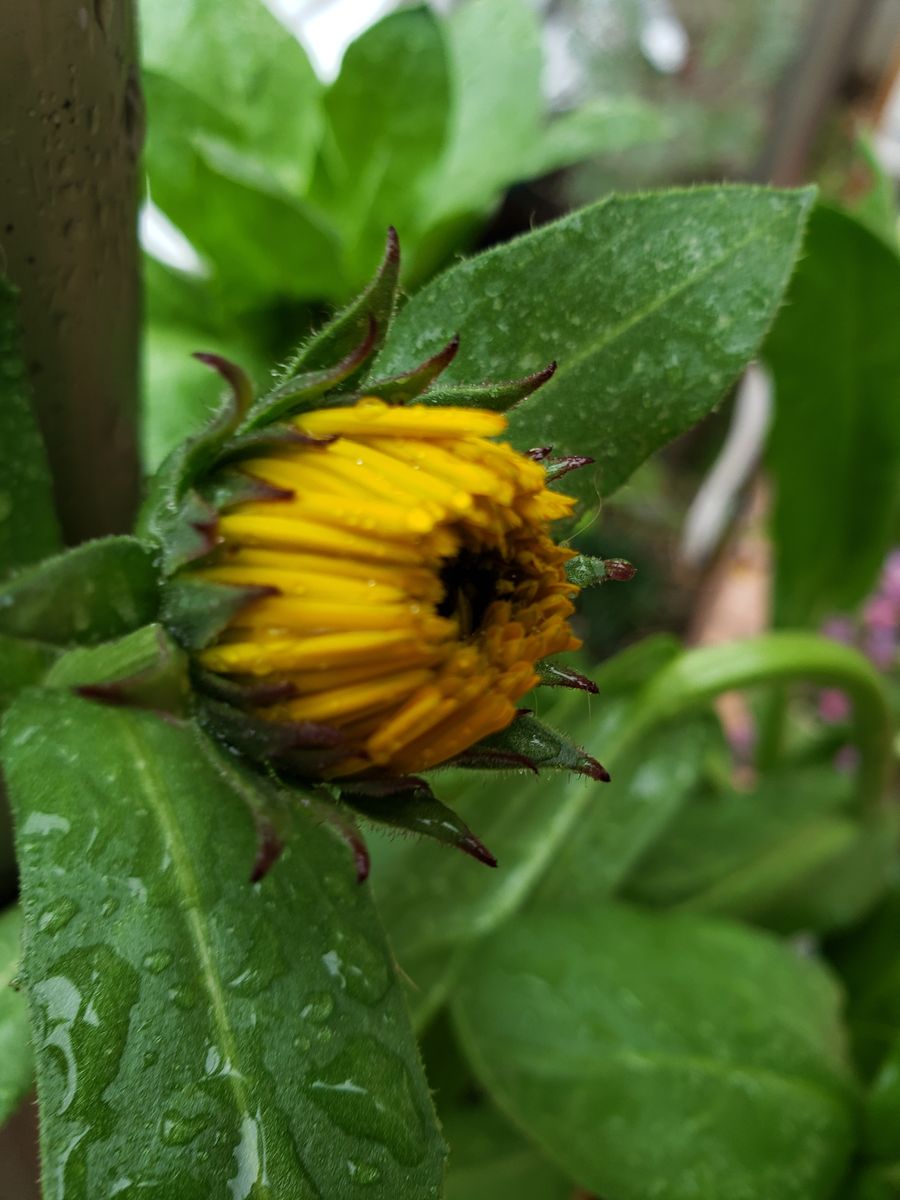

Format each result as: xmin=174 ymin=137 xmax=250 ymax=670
xmin=0 ymin=0 xmax=143 ymax=542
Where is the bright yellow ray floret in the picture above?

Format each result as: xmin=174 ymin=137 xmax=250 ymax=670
xmin=193 ymin=397 xmax=581 ymax=777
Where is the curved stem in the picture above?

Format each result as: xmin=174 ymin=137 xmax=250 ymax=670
xmin=626 ymin=631 xmax=893 ymax=814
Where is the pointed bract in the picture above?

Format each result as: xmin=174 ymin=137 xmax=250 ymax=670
xmin=240 ymin=317 xmax=379 ymax=430
xmin=464 ymin=712 xmax=610 ymax=781
xmin=340 ymin=776 xmax=497 ymax=867
xmin=365 ymin=334 xmax=460 ymax=405
xmin=279 ymin=226 xmax=400 ymax=383
xmin=418 ymin=361 xmax=557 ymax=413
xmin=161 ymin=577 xmax=277 ymax=650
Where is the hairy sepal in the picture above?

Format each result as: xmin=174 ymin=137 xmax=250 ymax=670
xmin=161 ymin=577 xmax=276 ymax=650
xmin=461 ymin=712 xmax=610 ymax=781
xmin=340 ymin=776 xmax=498 ymax=867
xmin=415 ymin=361 xmax=557 ymax=412
xmin=278 ymin=227 xmax=400 ymax=384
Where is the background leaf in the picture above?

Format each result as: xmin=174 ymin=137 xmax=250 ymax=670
xmin=0 ymin=279 xmax=60 ymax=577
xmin=0 ymin=905 xmax=32 ymax=1127
xmin=420 ymin=0 xmax=542 ymax=228
xmin=309 ymin=7 xmax=450 ymax=289
xmin=371 ymin=638 xmax=682 ymax=1029
xmin=5 ymin=690 xmax=444 ymax=1199
xmin=624 ymin=764 xmax=898 ymax=933
xmin=141 ymin=0 xmax=322 ymax=192
xmin=765 ymin=204 xmax=900 ymax=625
xmin=378 ymin=186 xmax=814 ymax=504
xmin=452 ymin=904 xmax=857 ymax=1200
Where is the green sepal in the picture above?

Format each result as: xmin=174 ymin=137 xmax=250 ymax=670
xmin=412 ymin=360 xmax=557 ymax=412
xmin=278 ymin=226 xmax=400 ymax=383
xmin=197 ymin=696 xmax=342 ymax=772
xmin=215 ymin=424 xmax=333 ymax=467
xmin=0 ymin=536 xmax=158 ymax=645
xmin=459 ymin=711 xmax=610 ymax=781
xmin=201 ymin=469 xmax=293 ymax=512
xmin=137 ymin=390 xmax=241 ymax=547
xmin=239 ymin=317 xmax=379 ymax=431
xmin=161 ymin=577 xmax=274 ymax=650
xmin=535 ymin=660 xmax=599 ymax=694
xmin=154 ymin=488 xmax=221 ymax=576
xmin=565 ymin=554 xmax=637 ymax=587
xmin=339 ymin=776 xmax=498 ymax=867
xmin=363 ymin=334 xmax=459 ymax=404
xmin=46 ymin=624 xmax=191 ymax=717
xmin=193 ymin=666 xmax=298 ymax=708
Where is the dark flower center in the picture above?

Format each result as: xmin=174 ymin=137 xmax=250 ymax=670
xmin=437 ymin=548 xmax=512 ymax=638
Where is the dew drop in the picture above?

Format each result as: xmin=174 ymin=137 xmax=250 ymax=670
xmin=38 ymin=896 xmax=78 ymax=934
xmin=142 ymin=949 xmax=173 ymax=975
xmin=169 ymin=983 xmax=197 ymax=1011
xmin=161 ymin=1110 xmax=209 ymax=1146
xmin=349 ymin=1160 xmax=382 ymax=1186
xmin=300 ymin=992 xmax=334 ymax=1023
xmin=306 ymin=1037 xmax=428 ymax=1165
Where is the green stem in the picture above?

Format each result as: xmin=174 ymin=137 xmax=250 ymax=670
xmin=754 ymin=684 xmax=788 ymax=772
xmin=628 ymin=631 xmax=893 ymax=814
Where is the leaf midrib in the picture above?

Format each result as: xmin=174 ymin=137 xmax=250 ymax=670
xmin=547 ymin=206 xmax=803 ymax=387
xmin=120 ymin=717 xmax=254 ymax=1127
xmin=469 ymin=1043 xmax=850 ymax=1111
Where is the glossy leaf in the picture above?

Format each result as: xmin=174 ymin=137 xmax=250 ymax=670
xmin=0 ymin=537 xmax=158 ymax=646
xmin=443 ymin=1103 xmax=571 ymax=1200
xmin=0 ymin=278 xmax=60 ymax=577
xmin=371 ymin=638 xmax=683 ymax=1028
xmin=5 ymin=691 xmax=444 ymax=1198
xmin=625 ymin=765 xmax=898 ymax=933
xmin=766 ymin=204 xmax=900 ymax=624
xmin=378 ymin=186 xmax=814 ymax=504
xmin=533 ymin=716 xmax=720 ymax=907
xmin=309 ymin=7 xmax=450 ymax=289
xmin=0 ymin=905 xmax=32 ymax=1127
xmin=452 ymin=904 xmax=856 ymax=1200
xmin=0 ymin=634 xmax=58 ymax=711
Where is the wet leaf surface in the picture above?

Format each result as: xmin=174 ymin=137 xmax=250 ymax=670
xmin=0 ymin=905 xmax=33 ymax=1126
xmin=4 ymin=690 xmax=444 ymax=1199
xmin=453 ymin=904 xmax=857 ymax=1200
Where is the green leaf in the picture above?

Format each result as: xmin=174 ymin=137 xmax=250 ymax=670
xmin=839 ymin=135 xmax=898 ymax=250
xmin=443 ymin=1103 xmax=572 ymax=1200
xmin=0 ymin=279 xmax=61 ymax=577
xmin=0 ymin=537 xmax=158 ymax=646
xmin=378 ymin=186 xmax=815 ymax=504
xmin=309 ymin=7 xmax=450 ymax=288
xmin=4 ymin=690 xmax=445 ymax=1198
xmin=526 ymin=97 xmax=670 ymax=178
xmin=422 ymin=0 xmax=542 ymax=226
xmin=0 ymin=905 xmax=32 ymax=1127
xmin=143 ymin=72 xmax=342 ymax=304
xmin=0 ymin=634 xmax=58 ymax=711
xmin=766 ymin=204 xmax=900 ymax=624
xmin=452 ymin=904 xmax=857 ymax=1200
xmin=625 ymin=765 xmax=898 ymax=932
xmin=372 ymin=638 xmax=682 ymax=1028
xmin=533 ymin=717 xmax=721 ymax=908
xmin=140 ymin=0 xmax=322 ymax=193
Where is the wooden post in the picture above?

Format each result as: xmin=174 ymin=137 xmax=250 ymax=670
xmin=0 ymin=0 xmax=143 ymax=542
